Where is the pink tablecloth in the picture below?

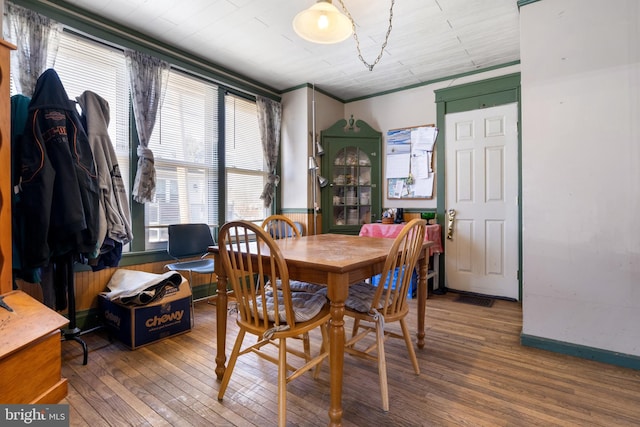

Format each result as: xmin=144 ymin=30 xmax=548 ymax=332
xmin=359 ymin=223 xmax=443 ymax=256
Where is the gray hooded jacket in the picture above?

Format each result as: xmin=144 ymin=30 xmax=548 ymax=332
xmin=77 ymin=90 xmax=133 ymax=255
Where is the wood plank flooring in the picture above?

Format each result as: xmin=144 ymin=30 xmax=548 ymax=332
xmin=60 ymin=293 xmax=640 ymax=426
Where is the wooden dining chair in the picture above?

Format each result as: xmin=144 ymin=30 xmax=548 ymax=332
xmin=217 ymin=220 xmax=330 ymax=427
xmin=343 ymin=218 xmax=426 ymax=412
xmin=261 ymin=215 xmax=324 ymax=289
xmin=261 ymin=214 xmax=303 ymax=239
xmin=262 ymin=214 xmax=325 ymax=358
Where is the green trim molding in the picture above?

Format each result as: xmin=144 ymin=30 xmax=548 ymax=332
xmin=280 ymin=83 xmax=345 ymax=104
xmin=348 ymin=60 xmax=520 ymax=104
xmin=73 ymin=249 xmax=173 ymax=272
xmin=282 ymin=61 xmax=521 ymax=104
xmin=517 ymin=0 xmax=541 ymax=9
xmin=71 ymin=307 xmax=102 ymax=332
xmin=280 ymin=208 xmax=312 ymax=214
xmin=521 ymin=334 xmax=640 ymax=370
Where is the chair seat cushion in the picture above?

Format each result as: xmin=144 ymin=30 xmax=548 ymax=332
xmin=266 ymin=279 xmax=325 ymax=294
xmin=255 ymin=289 xmax=327 ymax=323
xmin=316 ymin=282 xmax=383 ymax=313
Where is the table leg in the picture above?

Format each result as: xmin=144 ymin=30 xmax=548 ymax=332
xmin=416 ymin=249 xmax=427 ymax=349
xmin=215 ymin=260 xmax=228 ymax=381
xmin=327 ymin=273 xmax=348 ymax=427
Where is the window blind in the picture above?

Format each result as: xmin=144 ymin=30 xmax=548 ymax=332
xmin=145 ymin=69 xmax=219 ymax=247
xmin=225 ymin=94 xmax=269 ymax=223
xmin=51 ymin=32 xmax=131 ymax=193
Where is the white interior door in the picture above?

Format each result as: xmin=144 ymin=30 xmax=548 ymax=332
xmin=444 ymin=103 xmax=519 ymax=300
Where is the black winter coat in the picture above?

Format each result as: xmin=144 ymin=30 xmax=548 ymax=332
xmin=17 ymin=68 xmax=100 ymax=268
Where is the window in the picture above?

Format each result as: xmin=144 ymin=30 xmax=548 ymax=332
xmin=9 ymin=19 xmax=271 ymax=254
xmin=225 ymin=94 xmax=270 ymax=223
xmin=50 ymin=32 xmax=131 ymax=193
xmin=39 ymin=31 xmax=132 ymax=253
xmin=144 ymin=70 xmax=219 ymax=250
xmin=49 ymin=32 xmax=131 ymax=193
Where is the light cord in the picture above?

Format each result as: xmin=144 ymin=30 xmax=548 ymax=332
xmin=338 ymin=0 xmax=396 ymax=71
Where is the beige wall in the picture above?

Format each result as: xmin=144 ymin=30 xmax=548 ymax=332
xmin=520 ymin=0 xmax=640 ymax=356
xmin=281 ymin=87 xmax=344 ymax=211
xmin=346 ymin=65 xmax=520 ymax=210
xmin=281 ymin=89 xmax=309 ymax=209
xmin=281 ymin=66 xmax=521 ymax=213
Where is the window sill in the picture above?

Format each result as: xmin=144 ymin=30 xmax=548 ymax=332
xmin=73 ymin=250 xmax=175 ymax=272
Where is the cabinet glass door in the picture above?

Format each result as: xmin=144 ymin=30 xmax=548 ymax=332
xmin=330 ymin=146 xmax=373 ymax=227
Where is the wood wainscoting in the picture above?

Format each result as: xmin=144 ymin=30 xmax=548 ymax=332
xmin=281 ymin=211 xmax=321 ymax=236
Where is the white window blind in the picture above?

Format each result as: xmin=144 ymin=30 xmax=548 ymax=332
xmin=225 ymin=94 xmax=269 ymax=223
xmin=145 ymin=69 xmax=219 ymax=248
xmin=49 ymin=32 xmax=131 ymax=194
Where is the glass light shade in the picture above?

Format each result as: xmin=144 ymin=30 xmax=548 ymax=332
xmin=292 ymin=1 xmax=353 ymax=44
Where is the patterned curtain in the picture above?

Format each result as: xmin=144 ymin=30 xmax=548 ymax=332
xmin=257 ymin=96 xmax=282 ymax=208
xmin=4 ymin=2 xmax=61 ymax=96
xmin=124 ymin=49 xmax=170 ymax=204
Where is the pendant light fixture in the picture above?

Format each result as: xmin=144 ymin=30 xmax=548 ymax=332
xmin=292 ymin=0 xmax=352 ymax=44
xmin=292 ymin=0 xmax=396 ymax=71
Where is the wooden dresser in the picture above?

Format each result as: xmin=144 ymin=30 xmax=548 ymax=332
xmin=0 ymin=290 xmax=69 ymax=403
xmin=0 ymin=39 xmax=15 ymax=295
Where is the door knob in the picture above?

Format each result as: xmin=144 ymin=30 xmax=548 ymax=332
xmin=446 ymin=209 xmax=456 ymax=240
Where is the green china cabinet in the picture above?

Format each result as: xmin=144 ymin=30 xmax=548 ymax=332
xmin=321 ymin=117 xmax=382 ymax=235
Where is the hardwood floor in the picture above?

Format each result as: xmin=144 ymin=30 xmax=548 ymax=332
xmin=61 ymin=293 xmax=640 ymax=426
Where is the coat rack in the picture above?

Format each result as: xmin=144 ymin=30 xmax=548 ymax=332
xmin=58 ymin=254 xmax=89 ymax=364
xmin=58 ymin=254 xmax=105 ymax=365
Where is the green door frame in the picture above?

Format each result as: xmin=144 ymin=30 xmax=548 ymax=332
xmin=434 ymin=73 xmax=522 ymax=300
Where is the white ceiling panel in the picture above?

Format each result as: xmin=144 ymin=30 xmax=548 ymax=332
xmin=55 ymin=0 xmax=521 ymax=100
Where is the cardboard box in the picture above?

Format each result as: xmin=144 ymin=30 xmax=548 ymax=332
xmin=99 ymin=279 xmax=192 ymax=350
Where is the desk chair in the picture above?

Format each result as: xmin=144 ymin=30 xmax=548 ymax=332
xmin=164 ymin=223 xmax=215 ymax=327
xmin=343 ymin=218 xmax=426 ymax=412
xmin=217 ymin=221 xmax=330 ymax=427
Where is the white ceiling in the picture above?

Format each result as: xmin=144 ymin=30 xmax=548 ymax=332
xmin=61 ymin=0 xmax=521 ymax=101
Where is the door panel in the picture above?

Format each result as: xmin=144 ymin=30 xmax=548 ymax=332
xmin=485 ymin=147 xmax=504 ymax=202
xmin=485 ymin=220 xmax=505 ymax=275
xmin=445 ymin=103 xmax=519 ymax=300
xmin=455 ymin=219 xmax=473 ymax=272
xmin=456 ymin=150 xmax=474 ymax=202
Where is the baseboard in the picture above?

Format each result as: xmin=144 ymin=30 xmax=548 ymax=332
xmin=71 ymin=307 xmax=102 ymax=331
xmin=445 ymin=288 xmax=518 ymax=302
xmin=520 ymin=333 xmax=640 ymax=370
xmin=192 ymin=282 xmax=222 ymax=301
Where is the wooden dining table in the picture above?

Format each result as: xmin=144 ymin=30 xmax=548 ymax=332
xmin=209 ymin=233 xmax=433 ymax=426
